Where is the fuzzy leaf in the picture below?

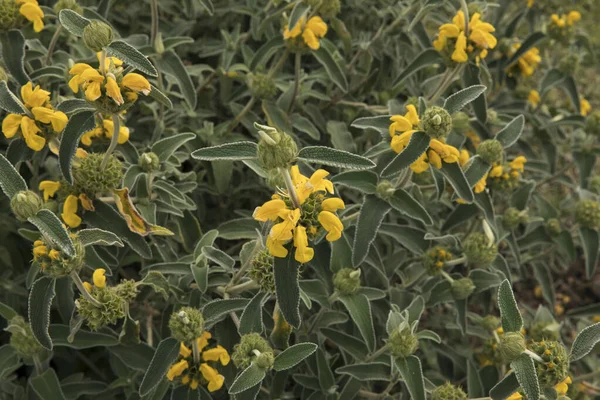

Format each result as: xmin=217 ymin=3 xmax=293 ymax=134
xmin=139 ymin=337 xmax=180 ymax=396
xmin=388 ymin=188 xmax=433 ymax=225
xmin=381 ymin=131 xmax=430 ymax=178
xmin=30 ymin=368 xmax=67 ymax=400
xmin=336 ymin=362 xmax=390 ymax=381
xmin=579 ymin=227 xmax=600 ymax=279
xmin=106 ymin=41 xmax=158 ymax=77
xmin=155 ymin=50 xmax=197 ymax=109
xmin=238 ymin=292 xmax=268 ymax=335
xmin=28 ymin=276 xmax=56 ymax=350
xmin=313 ymin=44 xmax=348 ymax=91
xmin=440 ymin=162 xmax=474 ymax=203
xmin=339 ymin=294 xmax=376 ymax=352
xmin=352 ymin=195 xmax=392 ymax=266
xmin=152 ymin=132 xmax=196 ymax=161
xmin=570 ymin=322 xmax=600 ymax=361
xmin=0 ymin=153 xmax=27 ymax=199
xmin=498 ymin=280 xmax=523 ymax=332
xmin=78 ymin=228 xmax=124 ymax=247
xmin=393 ymin=49 xmax=441 ymax=87
xmin=443 ymin=85 xmax=487 ymax=114
xmin=273 ymin=343 xmax=318 ymax=371
xmin=298 ymin=146 xmax=376 ymax=170
xmin=511 ymin=354 xmax=540 ymax=400
xmin=274 ymin=253 xmax=302 ymax=328
xmin=58 ymin=9 xmax=91 ymax=36
xmin=58 ymin=111 xmax=97 ymax=184
xmin=395 ymin=355 xmax=426 ymax=400
xmin=495 ymin=115 xmax=525 ymax=148
xmin=229 ymin=363 xmax=267 ymax=395
xmin=191 ymin=141 xmax=258 ymax=161
xmin=0 ymin=30 xmax=29 ymax=85
xmin=0 ymin=81 xmax=27 ymax=114
xmin=28 ymin=210 xmax=75 ymax=257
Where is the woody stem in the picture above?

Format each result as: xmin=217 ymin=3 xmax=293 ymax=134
xmin=70 ymin=271 xmax=102 ymax=308
xmin=281 ymin=167 xmax=301 ymax=209
xmin=101 ymin=114 xmax=120 ymax=170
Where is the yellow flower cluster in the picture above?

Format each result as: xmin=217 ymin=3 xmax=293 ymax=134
xmin=389 ymin=105 xmax=462 ymax=173
xmin=433 ymin=11 xmax=497 ymax=64
xmin=166 ymin=332 xmax=229 ymax=392
xmin=39 ymin=180 xmax=94 ymax=228
xmin=283 ymin=16 xmax=327 ymax=50
xmin=2 ymin=82 xmax=68 ymax=151
xmin=18 ymin=0 xmax=44 ymax=32
xmin=550 ymin=11 xmax=581 ymax=29
xmin=32 ymin=239 xmax=62 ymax=267
xmin=81 ymin=117 xmax=130 ymax=146
xmin=506 ymin=376 xmax=571 ymax=399
xmin=69 ymin=53 xmax=151 ymax=106
xmin=487 ymin=156 xmax=527 ymax=190
xmin=581 ymin=98 xmax=592 ymax=117
xmin=83 ymin=268 xmax=107 ymax=292
xmin=253 ymin=166 xmax=344 ymax=263
xmin=528 ymin=90 xmax=540 ymax=107
xmin=508 ymin=44 xmax=541 ymax=77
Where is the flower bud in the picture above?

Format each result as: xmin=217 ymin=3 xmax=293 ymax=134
xmin=8 ymin=316 xmax=44 ymax=358
xmin=376 ymin=180 xmax=396 ymax=201
xmin=139 ymin=152 xmax=160 ymax=173
xmin=248 ymin=73 xmax=278 ymax=100
xmin=0 ymin=0 xmax=20 ymax=32
xmin=530 ymin=340 xmax=569 ymax=387
xmin=232 ymin=333 xmax=274 ymax=370
xmin=463 ymin=233 xmax=498 ymax=266
xmin=388 ymin=328 xmax=419 ymax=357
xmin=479 ymin=315 xmax=500 ymax=331
xmin=114 ymin=279 xmax=138 ymax=302
xmin=255 ymin=351 xmax=275 ymax=369
xmin=497 ymin=331 xmax=526 ymax=362
xmin=487 ymin=109 xmax=498 ymax=124
xmin=545 ymin=218 xmax=562 ymax=237
xmin=575 ymin=199 xmax=600 ymax=230
xmin=477 ymin=139 xmax=504 ymax=165
xmin=73 ymin=153 xmax=123 ymax=197
xmin=421 ymin=106 xmax=453 ymax=140
xmin=10 ymin=190 xmax=43 ymax=221
xmin=333 ymin=268 xmax=361 ymax=295
xmin=76 ymin=285 xmax=126 ymax=330
xmin=424 ymin=246 xmax=452 ymax=276
xmin=266 ymin=168 xmax=286 ymax=189
xmin=451 ymin=112 xmax=470 ymax=135
xmin=169 ymin=307 xmax=204 ymax=343
xmin=83 ymin=20 xmax=114 ymax=52
xmin=249 ymin=249 xmax=275 ymax=293
xmin=451 ymin=278 xmax=475 ymax=300
xmin=255 ymin=123 xmax=298 ymax=170
xmin=34 ymin=235 xmax=86 ymax=277
xmin=53 ymin=0 xmax=82 ymax=14
xmin=503 ymin=207 xmax=525 ymax=230
xmin=153 ymin=32 xmax=165 ymax=54
xmin=585 ymin=111 xmax=600 ymax=137
xmin=431 ymin=382 xmax=468 ymax=400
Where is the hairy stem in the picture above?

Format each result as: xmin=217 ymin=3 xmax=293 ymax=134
xmin=44 ymin=25 xmax=63 ymax=66
xmin=70 ymin=271 xmax=102 ymax=308
xmin=101 ymin=114 xmax=120 ymax=170
xmin=287 ymin=52 xmax=302 ymax=114
xmin=281 ymin=167 xmax=301 ymax=209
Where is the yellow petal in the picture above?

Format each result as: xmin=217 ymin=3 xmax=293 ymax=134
xmin=207 ymin=374 xmax=224 ymax=392
xmin=389 ymin=115 xmax=413 ymax=135
xmin=253 ymin=199 xmax=289 ymax=222
xmin=85 ymin=82 xmax=102 ymax=102
xmin=459 ymin=149 xmax=469 ymax=166
xmin=294 ymin=225 xmax=314 ymax=263
xmin=306 ymin=16 xmax=328 ymax=38
xmin=283 ymin=16 xmax=304 ymax=39
xmin=19 ymin=2 xmax=44 ymax=32
xmin=2 ymin=114 xmax=23 ymax=138
xmin=321 ymin=197 xmax=345 ymax=212
xmin=439 ymin=23 xmax=460 ymax=38
xmin=21 ymin=82 xmax=50 ymax=108
xmin=83 ymin=282 xmax=92 ymax=292
xmin=121 ymin=73 xmax=151 ymax=95
xmin=106 ymin=76 xmax=124 ymax=105
xmin=61 ymin=194 xmax=82 ymax=228
xmin=489 ymin=164 xmax=503 ymax=177
xmin=567 ymin=11 xmax=581 ymax=25
xmin=390 ymin=130 xmax=415 ymax=154
xmin=31 ymin=107 xmax=69 ymax=132
xmin=410 ymin=153 xmax=430 ymax=174
xmin=69 ymin=63 xmax=93 ymax=76
xmin=166 ymin=360 xmax=189 ymax=381
xmin=21 ymin=116 xmax=45 ymax=151
xmin=405 ymin=104 xmax=419 ymax=126
xmin=428 ymin=149 xmax=442 ymax=169
xmin=196 ymin=331 xmax=212 ymax=351
xmin=202 ymin=345 xmax=230 ymax=366
xmin=199 ymin=363 xmax=219 ymax=381
xmin=39 ymin=180 xmax=61 ymax=201
xmin=318 ymin=211 xmax=343 ymax=242
xmin=267 ymin=236 xmax=289 ymax=258
xmin=451 ymin=32 xmax=469 ymax=63
xmin=302 ymin=28 xmax=320 ymax=50
xmin=93 ymin=268 xmax=106 ymax=288
xmin=180 ymin=343 xmax=191 ymax=358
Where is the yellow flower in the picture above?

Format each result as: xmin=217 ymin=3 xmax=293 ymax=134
xmin=318 ymin=211 xmax=343 ymax=241
xmin=102 ymin=119 xmax=130 ymax=144
xmin=33 ymin=244 xmax=47 ymax=259
xmin=411 ymin=153 xmax=430 ymax=173
xmin=21 ymin=82 xmax=50 ymax=108
xmin=93 ymin=268 xmax=106 ymax=288
xmin=253 ymin=199 xmax=289 ymax=222
xmin=97 ymin=52 xmax=123 ymax=71
xmin=106 ymin=76 xmax=124 ymax=105
xmin=507 ymin=392 xmax=522 ymax=400
xmin=528 ymin=90 xmax=540 ymax=107
xmin=567 ymin=11 xmax=581 ymax=25
xmin=434 ymin=11 xmax=496 ymax=64
xmin=61 ymin=194 xmax=82 ymax=228
xmin=527 ymin=0 xmax=534 ymax=7
xmin=197 ymin=331 xmax=212 ymax=351
xmin=474 ymin=173 xmax=487 ymax=193
xmin=180 ymin=343 xmax=192 ymax=358
xmin=202 ymin=345 xmax=230 ymax=366
xmin=581 ymin=98 xmax=592 ymax=116
xmin=18 ymin=0 xmax=44 ymax=32
xmin=39 ymin=181 xmax=61 ymax=201
xmin=21 ymin=116 xmax=45 ymax=151
xmin=2 ymin=114 xmax=23 ymax=139
xmin=120 ymin=73 xmax=151 ymax=95
xmin=321 ymin=197 xmax=345 ymax=212
xmin=199 ymin=363 xmax=225 ymax=392
xmin=283 ymin=16 xmax=328 ymax=50
xmin=459 ymin=149 xmax=470 ymax=166
xmin=555 ymin=376 xmax=572 ymax=395
xmin=83 ymin=282 xmax=93 ymax=292
xmin=294 ymin=225 xmax=314 ymax=263
xmin=428 ymin=139 xmax=460 ymax=167
xmin=166 ymin=360 xmax=189 ymax=381
xmin=31 ymin=107 xmax=68 ymax=132
xmin=511 ymin=44 xmax=541 ymax=77
xmin=509 ymin=156 xmax=526 ymax=173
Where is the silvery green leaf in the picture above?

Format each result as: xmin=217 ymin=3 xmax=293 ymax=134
xmin=497 ymin=280 xmax=523 ymax=332
xmin=0 ymin=153 xmax=27 ymax=199
xmin=28 ymin=210 xmax=75 ymax=257
xmin=395 ymin=355 xmax=425 ymax=400
xmin=274 ymin=252 xmax=301 ymax=328
xmin=0 ymin=81 xmax=27 ymax=114
xmin=229 ymin=363 xmax=266 ymax=395
xmin=352 ymin=195 xmax=392 ymax=266
xmin=579 ymin=227 xmax=600 ymax=279
xmin=570 ymin=322 xmax=600 ymax=361
xmin=0 ymin=30 xmax=29 ymax=85
xmin=298 ymin=146 xmax=375 ymax=170
xmin=78 ymin=228 xmax=124 ymax=247
xmin=106 ymin=40 xmax=158 ymax=76
xmin=139 ymin=337 xmax=180 ymax=396
xmin=336 ymin=362 xmax=390 ymax=381
xmin=381 ymin=131 xmax=430 ymax=178
xmin=191 ymin=141 xmax=258 ymax=161
xmin=28 ymin=276 xmax=56 ymax=350
xmin=510 ymin=354 xmax=540 ymax=400
xmin=273 ymin=343 xmax=318 ymax=371
xmin=59 ymin=9 xmax=91 ymax=36
xmin=495 ymin=115 xmax=525 ymax=148
xmin=443 ymin=85 xmax=487 ymax=114
xmin=58 ymin=111 xmax=96 ymax=184
xmin=339 ymin=294 xmax=376 ymax=352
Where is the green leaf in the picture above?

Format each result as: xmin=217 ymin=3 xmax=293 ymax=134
xmin=155 ymin=50 xmax=197 ymax=109
xmin=238 ymin=292 xmax=268 ymax=335
xmin=203 ymin=298 xmax=249 ymax=323
xmin=388 ymin=189 xmax=433 ymax=225
xmin=274 ymin=253 xmax=301 ymax=328
xmin=321 ymin=328 xmax=368 ymax=359
xmin=443 ymin=85 xmax=487 ymax=114
xmin=379 ymin=224 xmax=430 ymax=254
xmin=0 ymin=81 xmax=27 ymax=114
xmin=579 ymin=227 xmax=599 ymax=279
xmin=106 ymin=41 xmax=158 ymax=77
xmin=381 ymin=131 xmax=430 ymax=178
xmin=330 ymin=170 xmax=378 ymax=194
xmin=570 ymin=322 xmax=600 ymax=361
xmin=505 ymin=32 xmax=546 ymax=69
xmin=292 ymin=114 xmax=320 ymax=140
xmin=191 ymin=141 xmax=258 ymax=161
xmin=49 ymin=324 xmax=119 ymax=348
xmin=350 ymin=115 xmax=392 ymax=137
xmin=467 ymin=360 xmax=484 ymax=398
xmin=490 ymin=372 xmax=520 ymax=400
xmin=58 ymin=9 xmax=90 ymax=36
xmin=440 ymin=162 xmax=474 ymax=203
xmin=393 ymin=49 xmax=441 ymax=87
xmin=58 ymin=111 xmax=96 ymax=184
xmin=0 ymin=345 xmax=20 ymax=379
xmin=139 ymin=337 xmax=180 ymax=396
xmin=0 ymin=30 xmax=29 ymax=85
xmin=197 ymin=0 xmax=214 ymax=15
xmin=540 ymin=69 xmax=564 ymax=94
xmin=510 ymin=354 xmax=540 ymax=400
xmin=229 ymin=363 xmax=267 ymax=395
xmin=395 ymin=355 xmax=426 ymax=400
xmin=0 ymin=301 xmax=18 ymax=320
xmin=297 ymin=146 xmax=375 ymax=170
xmin=28 ymin=209 xmax=76 ymax=257
xmin=30 ymin=368 xmax=67 ymax=400
xmin=218 ymin=218 xmax=260 ymax=240
xmin=56 ymin=99 xmax=96 ymax=114
xmin=78 ymin=228 xmax=124 ymax=247
xmin=339 ymin=294 xmax=376 ymax=352
xmin=352 ymin=195 xmax=392 ymax=266
xmin=250 ymin=37 xmax=284 ymax=71
xmin=147 ymin=84 xmax=173 ymax=109
xmin=533 ymin=262 xmax=555 ymax=306
xmin=495 ymin=115 xmax=525 ymax=148
xmin=201 ymin=246 xmax=235 ymax=269
xmin=273 ymin=343 xmax=318 ymax=371
xmin=28 ymin=276 xmax=56 ymax=350
xmin=336 ymin=362 xmax=390 ymax=381
xmin=462 ymin=64 xmax=487 ymax=123
xmin=464 ymin=156 xmax=491 ymax=186
xmin=469 ymin=269 xmax=504 ymax=293
xmin=151 ymin=132 xmax=196 ymax=161
xmin=313 ymin=44 xmax=348 ymax=91
xmin=0 ymin=153 xmax=27 ymax=199
xmin=498 ymin=280 xmax=523 ymax=333
xmin=29 ymin=66 xmax=66 ymax=81
xmin=288 ymin=2 xmax=310 ymax=32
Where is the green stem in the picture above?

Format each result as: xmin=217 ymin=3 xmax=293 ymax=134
xmin=33 ymin=355 xmax=44 ymax=375
xmin=44 ymin=25 xmax=62 ymax=66
xmin=365 ymin=344 xmax=390 ymax=362
xmin=192 ymin=340 xmax=200 ymax=365
xmin=227 ymin=96 xmax=255 ymax=133
xmin=444 ymin=255 xmax=467 ymax=267
xmin=101 ymin=114 xmax=120 ymax=170
xmin=99 ymin=50 xmax=107 ymax=76
xmin=440 ymin=269 xmax=455 ymax=283
xmin=267 ymin=49 xmax=289 ymax=78
xmin=524 ymin=349 xmax=544 ymax=363
xmin=287 ymin=52 xmax=302 ymax=114
xmin=150 ymin=0 xmax=159 ymax=46
xmin=281 ymin=167 xmax=301 ymax=209
xmin=70 ymin=271 xmax=102 ymax=308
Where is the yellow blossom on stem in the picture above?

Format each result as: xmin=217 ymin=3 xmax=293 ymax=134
xmin=283 ymin=16 xmax=328 ymax=50
xmin=39 ymin=181 xmax=61 ymax=201
xmin=61 ymin=194 xmax=82 ymax=228
xmin=93 ymin=268 xmax=106 ymax=288
xmin=581 ymin=98 xmax=591 ymax=116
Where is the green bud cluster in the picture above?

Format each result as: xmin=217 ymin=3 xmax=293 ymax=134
xmin=10 ymin=190 xmax=43 ymax=221
xmin=431 ymin=382 xmax=468 ymax=400
xmin=35 ymin=235 xmax=86 ymax=278
xmin=388 ymin=328 xmax=419 ymax=357
xmin=529 ymin=321 xmax=560 ymax=342
xmin=256 ymin=124 xmax=298 ymax=170
xmin=463 ymin=233 xmax=498 ymax=266
xmin=333 ymin=268 xmax=361 ymax=295
xmin=232 ymin=333 xmax=274 ymax=370
xmin=529 ymin=340 xmax=569 ymax=387
xmin=8 ymin=316 xmax=44 ymax=358
xmin=53 ymin=0 xmax=82 ymax=13
xmin=423 ymin=246 xmax=452 ymax=276
xmin=451 ymin=112 xmax=470 ymax=135
xmin=248 ymin=73 xmax=278 ymax=100
xmin=498 ymin=331 xmax=526 ymax=362
xmin=503 ymin=207 xmax=525 ymax=230
xmin=77 ymin=284 xmax=131 ymax=330
xmin=139 ymin=152 xmax=160 ymax=173
xmin=376 ymin=180 xmax=395 ymax=201
xmin=545 ymin=218 xmax=562 ymax=236
xmin=169 ymin=307 xmax=205 ymax=343
xmin=585 ymin=111 xmax=600 ymax=136
xmin=575 ymin=199 xmax=600 ymax=229
xmin=249 ymin=249 xmax=275 ymax=293
xmin=477 ymin=139 xmax=504 ymax=164
xmin=420 ymin=106 xmax=453 ymax=140
xmin=83 ymin=20 xmax=114 ymax=52
xmin=451 ymin=278 xmax=475 ymax=300
xmin=0 ymin=0 xmax=22 ymax=32
xmin=114 ymin=279 xmax=138 ymax=303
xmin=72 ymin=153 xmax=123 ymax=197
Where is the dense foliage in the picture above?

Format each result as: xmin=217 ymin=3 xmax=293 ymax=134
xmin=0 ymin=0 xmax=600 ymax=399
